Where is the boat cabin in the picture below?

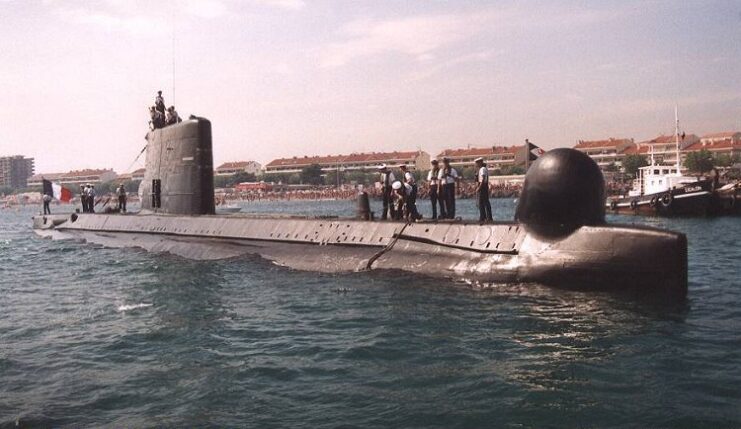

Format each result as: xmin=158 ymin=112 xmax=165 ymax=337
xmin=629 ymin=165 xmax=699 ymax=197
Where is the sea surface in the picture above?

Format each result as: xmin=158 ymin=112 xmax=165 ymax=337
xmin=1 ymin=198 xmax=740 ymax=428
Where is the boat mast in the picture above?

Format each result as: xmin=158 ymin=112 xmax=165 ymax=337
xmin=674 ymin=105 xmax=681 ymax=171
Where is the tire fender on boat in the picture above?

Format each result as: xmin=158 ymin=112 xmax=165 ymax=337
xmin=661 ymin=193 xmax=673 ymax=207
xmin=649 ymin=196 xmax=658 ymax=208
xmin=630 ymin=199 xmax=638 ymax=210
xmin=610 ymin=200 xmax=618 ymax=210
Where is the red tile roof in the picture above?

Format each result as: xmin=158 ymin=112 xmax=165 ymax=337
xmin=642 ymin=134 xmax=698 ymax=144
xmin=216 ymin=161 xmax=254 ymax=170
xmin=621 ymin=145 xmax=649 ymax=155
xmin=701 ymin=131 xmax=739 ymax=139
xmin=437 ymin=146 xmax=520 ymax=158
xmin=684 ymin=139 xmax=741 ymax=151
xmin=266 ymin=151 xmax=420 ymax=168
xmin=574 ymin=138 xmax=633 ymax=149
xmin=62 ymin=169 xmax=114 ymax=178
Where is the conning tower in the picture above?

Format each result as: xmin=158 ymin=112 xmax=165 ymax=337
xmin=139 ymin=117 xmax=215 ymax=215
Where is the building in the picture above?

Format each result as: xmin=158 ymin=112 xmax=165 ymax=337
xmin=264 ymin=150 xmax=430 ymax=175
xmin=215 ymin=161 xmax=262 ymax=176
xmin=0 ymin=155 xmax=35 ymax=189
xmin=638 ymin=134 xmax=699 ymax=166
xmin=436 ymin=143 xmax=543 ymax=170
xmin=684 ymin=131 xmax=741 ymax=159
xmin=573 ymin=138 xmax=635 ymax=170
xmin=115 ymin=168 xmax=146 ymax=182
xmin=700 ymin=131 xmax=741 ymax=145
xmin=28 ymin=169 xmax=117 ymax=188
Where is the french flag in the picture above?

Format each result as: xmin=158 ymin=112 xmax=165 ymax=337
xmin=42 ymin=179 xmax=73 ymax=203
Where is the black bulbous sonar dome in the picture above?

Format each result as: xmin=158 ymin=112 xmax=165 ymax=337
xmin=515 ymin=148 xmax=605 ymax=229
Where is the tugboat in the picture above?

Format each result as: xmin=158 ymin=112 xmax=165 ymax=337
xmin=607 ymin=109 xmax=712 ymax=216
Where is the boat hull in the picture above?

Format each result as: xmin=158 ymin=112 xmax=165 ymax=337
xmin=607 ymin=181 xmax=712 ymax=216
xmin=32 ymin=212 xmax=688 ymax=300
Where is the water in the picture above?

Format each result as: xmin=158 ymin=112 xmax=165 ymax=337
xmin=1 ymin=199 xmax=740 ymax=428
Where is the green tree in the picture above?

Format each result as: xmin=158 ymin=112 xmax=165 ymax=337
xmin=501 ymin=165 xmax=525 ymax=175
xmin=460 ymin=166 xmax=476 ymax=180
xmin=622 ymin=154 xmax=649 ymax=177
xmin=229 ymin=171 xmax=257 ymax=186
xmin=714 ymin=153 xmax=733 ymax=168
xmin=604 ymin=162 xmax=619 ymax=172
xmin=0 ymin=186 xmax=14 ymax=196
xmin=684 ymin=150 xmax=714 ymax=174
xmin=300 ymin=164 xmax=324 ymax=185
xmin=325 ymin=170 xmax=346 ymax=187
xmin=124 ymin=180 xmax=141 ymax=193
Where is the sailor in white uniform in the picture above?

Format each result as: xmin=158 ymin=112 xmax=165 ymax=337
xmin=437 ymin=157 xmax=459 ymax=219
xmin=427 ymin=159 xmax=444 ymax=219
xmin=475 ymin=157 xmax=493 ymax=222
xmin=378 ymin=164 xmax=395 ymax=220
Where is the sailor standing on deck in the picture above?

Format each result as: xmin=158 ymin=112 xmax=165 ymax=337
xmin=378 ymin=164 xmax=395 ymax=220
xmin=475 ymin=157 xmax=493 ymax=222
xmin=427 ymin=159 xmax=445 ymax=220
xmin=438 ymin=157 xmax=459 ymax=219
xmin=117 ymin=184 xmax=127 ymax=213
xmin=42 ymin=192 xmax=52 ymax=215
xmin=88 ymin=185 xmax=96 ymax=213
xmin=399 ymin=164 xmax=421 ymax=220
xmin=79 ymin=185 xmax=87 ymax=212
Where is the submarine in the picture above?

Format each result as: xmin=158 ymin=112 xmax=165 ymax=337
xmin=33 ymin=118 xmax=688 ymax=300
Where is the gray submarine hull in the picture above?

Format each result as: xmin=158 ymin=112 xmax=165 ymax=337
xmin=32 ymin=118 xmax=689 ymax=299
xmin=33 ymin=212 xmax=687 ymax=299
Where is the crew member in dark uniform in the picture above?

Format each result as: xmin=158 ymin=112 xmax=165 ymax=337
xmin=80 ymin=185 xmax=88 ymax=213
xmin=378 ymin=164 xmax=395 ymax=220
xmin=427 ymin=159 xmax=444 ymax=219
xmin=117 ymin=184 xmax=127 ymax=213
xmin=155 ymin=91 xmax=166 ymax=116
xmin=475 ymin=157 xmax=493 ymax=222
xmin=88 ymin=185 xmax=96 ymax=213
xmin=42 ymin=192 xmax=52 ymax=215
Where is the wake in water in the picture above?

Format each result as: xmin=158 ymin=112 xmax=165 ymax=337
xmin=116 ymin=303 xmax=153 ymax=312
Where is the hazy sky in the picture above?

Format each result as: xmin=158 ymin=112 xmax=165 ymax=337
xmin=1 ymin=0 xmax=739 ymax=174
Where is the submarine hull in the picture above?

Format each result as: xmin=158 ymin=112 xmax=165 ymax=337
xmin=33 ymin=212 xmax=688 ymax=300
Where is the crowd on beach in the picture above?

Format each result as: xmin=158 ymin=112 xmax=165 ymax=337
xmin=218 ymin=181 xmax=522 ymax=203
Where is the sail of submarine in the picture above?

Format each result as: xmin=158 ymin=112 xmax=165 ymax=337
xmin=33 ymin=117 xmax=688 ymax=299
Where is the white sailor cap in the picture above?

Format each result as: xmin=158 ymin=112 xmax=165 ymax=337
xmin=474 ymin=157 xmax=484 ymax=163
xmin=391 ymin=181 xmax=402 ymax=190
xmin=378 ymin=163 xmax=387 ymax=170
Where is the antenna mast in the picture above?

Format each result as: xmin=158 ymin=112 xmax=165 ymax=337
xmin=171 ymin=9 xmax=176 ymax=106
xmin=674 ymin=105 xmax=681 ymax=171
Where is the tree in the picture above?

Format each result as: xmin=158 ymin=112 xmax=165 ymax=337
xmin=0 ymin=186 xmax=13 ymax=196
xmin=622 ymin=154 xmax=648 ymax=177
xmin=124 ymin=180 xmax=141 ymax=193
xmin=300 ymin=164 xmax=324 ymax=185
xmin=604 ymin=162 xmax=619 ymax=172
xmin=460 ymin=166 xmax=476 ymax=180
xmin=231 ymin=171 xmax=257 ymax=185
xmin=714 ymin=153 xmax=733 ymax=168
xmin=684 ymin=150 xmax=714 ymax=174
xmin=325 ymin=170 xmax=346 ymax=187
